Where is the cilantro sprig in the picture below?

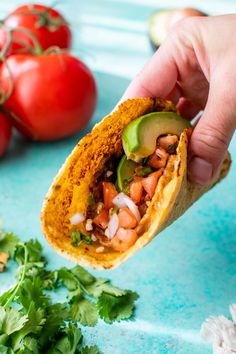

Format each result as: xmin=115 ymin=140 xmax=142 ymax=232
xmin=0 ymin=231 xmax=139 ymax=353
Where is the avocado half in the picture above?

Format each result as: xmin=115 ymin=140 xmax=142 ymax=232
xmin=122 ymin=112 xmax=191 ymax=162
xmin=117 ymin=155 xmax=138 ymax=191
xmin=148 ymin=10 xmax=172 ymax=50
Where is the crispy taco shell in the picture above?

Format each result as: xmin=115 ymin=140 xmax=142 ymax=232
xmin=41 ymin=98 xmax=231 ymax=269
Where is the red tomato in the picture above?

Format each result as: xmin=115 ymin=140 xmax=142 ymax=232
xmin=0 ymin=111 xmax=12 ymax=157
xmin=0 ymin=4 xmax=71 ymax=55
xmin=142 ymin=170 xmax=163 ymax=199
xmin=111 ymin=228 xmax=138 ymax=252
xmin=0 ymin=53 xmax=97 ymax=141
xmin=129 ymin=179 xmax=143 ymax=204
xmin=93 ymin=208 xmax=109 ymax=230
xmin=103 ymin=182 xmax=118 ymax=209
xmin=118 ymin=207 xmax=137 ymax=229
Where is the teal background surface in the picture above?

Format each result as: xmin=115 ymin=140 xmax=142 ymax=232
xmin=1 ymin=1 xmax=236 ymax=353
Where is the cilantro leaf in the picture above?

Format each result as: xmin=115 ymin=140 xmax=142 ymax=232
xmin=97 ymin=291 xmax=139 ymax=324
xmin=0 ymin=334 xmax=8 ymax=346
xmin=70 ymin=297 xmax=98 ymax=327
xmin=15 ymin=240 xmax=44 ymax=265
xmin=39 ymin=303 xmax=69 ymax=348
xmin=0 ymin=232 xmax=19 ymax=258
xmin=82 ymin=345 xmax=100 ymax=354
xmin=0 ymin=231 xmax=139 ymax=353
xmin=11 ymin=303 xmax=45 ymax=351
xmin=0 ymin=306 xmax=28 ymax=335
xmin=67 ymin=288 xmax=83 ymax=303
xmin=17 ymin=277 xmax=49 ymax=311
xmin=85 ymin=278 xmax=126 ymax=298
xmin=70 ymin=265 xmax=96 ymax=286
xmin=46 ymin=323 xmax=82 ymax=354
xmin=0 ymin=345 xmax=12 ymax=354
xmin=71 ymin=231 xmax=83 ymax=247
xmin=0 ymin=290 xmax=14 ymax=308
xmin=57 ymin=268 xmax=80 ymax=291
xmin=17 ymin=337 xmax=39 ymax=354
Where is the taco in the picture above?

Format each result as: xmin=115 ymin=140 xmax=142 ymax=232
xmin=41 ymin=98 xmax=231 ymax=269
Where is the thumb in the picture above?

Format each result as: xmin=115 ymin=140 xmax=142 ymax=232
xmin=188 ymin=82 xmax=235 ymax=185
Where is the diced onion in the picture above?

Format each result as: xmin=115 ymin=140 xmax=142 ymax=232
xmin=106 ymin=170 xmax=113 ymax=177
xmin=85 ymin=219 xmax=93 ymax=231
xmin=112 ymin=193 xmax=127 ymax=209
xmin=70 ymin=212 xmax=85 ymax=225
xmin=105 ymin=228 xmax=110 ymax=238
xmin=108 ymin=213 xmax=119 ymax=239
xmin=91 ymin=234 xmax=97 ymax=242
xmin=123 ymin=194 xmax=141 ymax=222
xmin=113 ymin=193 xmax=141 ymax=222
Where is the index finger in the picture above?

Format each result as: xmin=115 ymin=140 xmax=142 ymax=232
xmin=120 ymin=42 xmax=179 ymax=102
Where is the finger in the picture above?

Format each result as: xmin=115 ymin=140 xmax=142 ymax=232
xmin=176 ymin=97 xmax=202 ymax=120
xmin=166 ymin=85 xmax=182 ymax=105
xmin=188 ymin=80 xmax=236 ymax=185
xmin=120 ymin=41 xmax=178 ymax=101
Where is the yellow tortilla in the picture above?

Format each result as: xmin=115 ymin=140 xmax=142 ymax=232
xmin=41 ymin=98 xmax=231 ymax=269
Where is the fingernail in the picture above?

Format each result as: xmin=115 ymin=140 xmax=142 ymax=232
xmin=188 ymin=157 xmax=213 ymax=185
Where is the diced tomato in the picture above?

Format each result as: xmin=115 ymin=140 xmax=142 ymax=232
xmin=118 ymin=207 xmax=137 ymax=229
xmin=139 ymin=203 xmax=148 ymax=217
xmin=142 ymin=170 xmax=163 ymax=199
xmin=147 ymin=153 xmax=163 ymax=169
xmin=157 ymin=135 xmax=178 ymax=150
xmin=129 ymin=179 xmax=143 ymax=204
xmin=103 ymin=182 xmax=118 ymax=209
xmin=148 ymin=147 xmax=169 ymax=169
xmin=111 ymin=228 xmax=138 ymax=252
xmin=93 ymin=208 xmax=109 ymax=229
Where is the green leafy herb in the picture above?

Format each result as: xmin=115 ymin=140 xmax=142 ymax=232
xmin=82 ymin=235 xmax=93 ymax=245
xmin=97 ymin=291 xmax=139 ymax=324
xmin=142 ymin=157 xmax=149 ymax=164
xmin=167 ymin=143 xmax=178 ymax=154
xmin=70 ymin=265 xmax=96 ymax=286
xmin=71 ymin=231 xmax=83 ymax=247
xmin=136 ymin=166 xmax=153 ymax=177
xmin=87 ymin=194 xmax=95 ymax=206
xmin=111 ymin=206 xmax=119 ymax=215
xmin=46 ymin=323 xmax=82 ymax=354
xmin=0 ymin=231 xmax=19 ymax=257
xmin=70 ymin=297 xmax=98 ymax=326
xmin=82 ymin=345 xmax=100 ymax=354
xmin=123 ymin=177 xmax=133 ymax=186
xmin=85 ymin=278 xmax=126 ymax=298
xmin=0 ymin=230 xmax=139 ymax=353
xmin=71 ymin=232 xmax=92 ymax=247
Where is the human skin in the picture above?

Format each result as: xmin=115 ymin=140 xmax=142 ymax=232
xmin=121 ymin=15 xmax=236 ymax=185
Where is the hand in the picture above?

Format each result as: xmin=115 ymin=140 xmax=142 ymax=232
xmin=121 ymin=14 xmax=236 ymax=185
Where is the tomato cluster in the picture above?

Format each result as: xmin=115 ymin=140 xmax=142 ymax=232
xmin=0 ymin=4 xmax=97 ymax=157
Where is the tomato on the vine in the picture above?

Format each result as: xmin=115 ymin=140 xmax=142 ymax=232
xmin=0 ymin=53 xmax=97 ymax=141
xmin=0 ymin=111 xmax=12 ymax=157
xmin=0 ymin=4 xmax=71 ymax=55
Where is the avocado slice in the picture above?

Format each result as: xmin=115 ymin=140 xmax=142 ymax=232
xmin=148 ymin=10 xmax=172 ymax=50
xmin=117 ymin=155 xmax=138 ymax=192
xmin=122 ymin=112 xmax=191 ymax=162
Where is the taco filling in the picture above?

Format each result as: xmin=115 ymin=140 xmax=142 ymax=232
xmin=69 ymin=111 xmax=191 ymax=253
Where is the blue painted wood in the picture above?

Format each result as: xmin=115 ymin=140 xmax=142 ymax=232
xmin=1 ymin=1 xmax=236 ymax=353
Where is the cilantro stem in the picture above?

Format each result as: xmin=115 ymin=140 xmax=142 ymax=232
xmin=3 ymin=244 xmax=28 ymax=309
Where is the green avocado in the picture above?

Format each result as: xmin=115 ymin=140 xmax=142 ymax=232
xmin=122 ymin=112 xmax=191 ymax=162
xmin=148 ymin=10 xmax=172 ymax=50
xmin=117 ymin=155 xmax=138 ymax=192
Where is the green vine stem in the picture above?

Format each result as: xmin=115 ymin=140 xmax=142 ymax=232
xmin=10 ymin=3 xmax=69 ymax=31
xmin=3 ymin=244 xmax=28 ymax=309
xmin=0 ymin=24 xmax=43 ymax=106
xmin=10 ymin=26 xmax=43 ymax=55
